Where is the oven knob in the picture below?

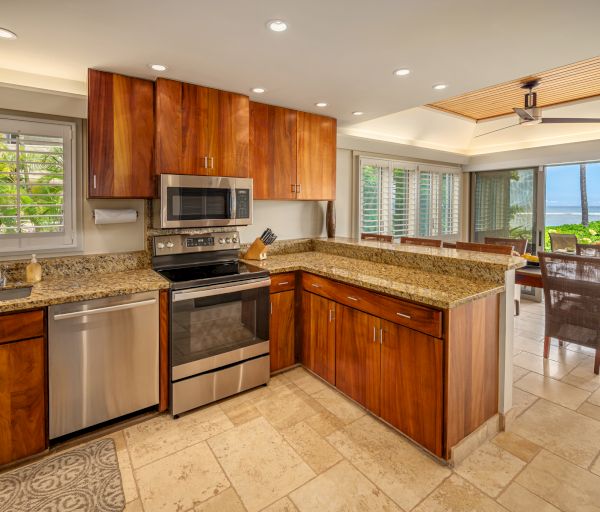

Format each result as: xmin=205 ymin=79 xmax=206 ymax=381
xmin=225 ymin=238 xmax=232 ymax=243
xmin=166 ymin=241 xmax=174 ymax=248
xmin=157 ymin=242 xmax=165 ymax=249
xmin=219 ymin=238 xmax=225 ymax=244
xmin=232 ymin=237 xmax=238 ymax=243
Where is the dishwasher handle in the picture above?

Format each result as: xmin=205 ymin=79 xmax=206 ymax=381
xmin=52 ymin=298 xmax=157 ymax=321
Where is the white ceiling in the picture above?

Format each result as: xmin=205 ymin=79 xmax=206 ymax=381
xmin=2 ymin=0 xmax=600 ymax=125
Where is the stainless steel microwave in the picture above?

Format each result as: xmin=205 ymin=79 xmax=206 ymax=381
xmin=153 ymin=175 xmax=253 ymax=229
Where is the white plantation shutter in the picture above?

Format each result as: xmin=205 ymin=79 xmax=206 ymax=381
xmin=0 ymin=116 xmax=77 ymax=253
xmin=359 ymin=157 xmax=461 ymax=240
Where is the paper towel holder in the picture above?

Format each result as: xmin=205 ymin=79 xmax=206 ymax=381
xmin=92 ymin=210 xmax=138 ymax=219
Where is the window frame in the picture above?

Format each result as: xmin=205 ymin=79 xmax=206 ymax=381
xmin=0 ymin=114 xmax=78 ymax=255
xmin=356 ymin=155 xmax=462 ymax=240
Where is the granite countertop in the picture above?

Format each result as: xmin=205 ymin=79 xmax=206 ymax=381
xmin=246 ymin=251 xmax=505 ymax=309
xmin=0 ymin=268 xmax=170 ymax=314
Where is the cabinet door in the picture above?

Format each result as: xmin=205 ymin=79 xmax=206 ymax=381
xmin=0 ymin=337 xmax=46 ymax=465
xmin=296 ymin=112 xmax=336 ymax=200
xmin=155 ymin=78 xmax=182 ymax=174
xmin=380 ymin=320 xmax=443 ymax=456
xmin=88 ymin=69 xmax=154 ymax=197
xmin=217 ymin=91 xmax=249 ymax=177
xmin=335 ymin=304 xmax=380 ymax=414
xmin=270 ymin=290 xmax=295 ymax=372
xmin=250 ymin=102 xmax=297 ymax=199
xmin=302 ymin=291 xmax=335 ymax=384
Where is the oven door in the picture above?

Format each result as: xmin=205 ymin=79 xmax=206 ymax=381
xmin=170 ymin=277 xmax=270 ymax=381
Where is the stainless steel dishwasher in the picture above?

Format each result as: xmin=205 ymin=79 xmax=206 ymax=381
xmin=48 ymin=290 xmax=159 ymax=439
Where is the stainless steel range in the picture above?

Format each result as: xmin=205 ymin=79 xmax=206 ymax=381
xmin=152 ymin=231 xmax=270 ymax=416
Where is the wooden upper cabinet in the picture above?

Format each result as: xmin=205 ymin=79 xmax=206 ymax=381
xmin=250 ymin=102 xmax=297 ymax=199
xmin=296 ymin=112 xmax=336 ymax=200
xmin=155 ymin=78 xmax=249 ymax=177
xmin=380 ymin=320 xmax=443 ymax=456
xmin=88 ymin=69 xmax=155 ymax=198
xmin=335 ymin=304 xmax=380 ymax=414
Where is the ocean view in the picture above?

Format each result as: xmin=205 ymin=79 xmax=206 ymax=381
xmin=545 ymin=205 xmax=600 ymax=227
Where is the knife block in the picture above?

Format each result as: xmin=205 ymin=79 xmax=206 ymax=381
xmin=243 ymin=238 xmax=269 ymax=260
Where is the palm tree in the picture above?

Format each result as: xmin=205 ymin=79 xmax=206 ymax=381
xmin=580 ymin=163 xmax=589 ymax=227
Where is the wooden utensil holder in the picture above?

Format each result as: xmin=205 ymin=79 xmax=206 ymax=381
xmin=243 ymin=238 xmax=269 ymax=260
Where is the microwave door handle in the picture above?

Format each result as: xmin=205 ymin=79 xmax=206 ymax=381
xmin=230 ymin=188 xmax=236 ymax=220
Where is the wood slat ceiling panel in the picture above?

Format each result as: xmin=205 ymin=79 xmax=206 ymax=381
xmin=428 ymin=56 xmax=600 ymax=120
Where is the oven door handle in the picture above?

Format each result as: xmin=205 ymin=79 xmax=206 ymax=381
xmin=172 ymin=277 xmax=271 ymax=302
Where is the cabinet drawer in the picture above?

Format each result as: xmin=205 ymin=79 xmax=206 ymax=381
xmin=302 ymin=273 xmax=442 ymax=338
xmin=0 ymin=310 xmax=45 ymax=344
xmin=270 ymin=273 xmax=296 ymax=293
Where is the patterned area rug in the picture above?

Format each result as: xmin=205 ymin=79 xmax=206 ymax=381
xmin=0 ymin=438 xmax=125 ymax=512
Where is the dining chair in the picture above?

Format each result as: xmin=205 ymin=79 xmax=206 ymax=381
xmin=485 ymin=237 xmax=529 ymax=316
xmin=539 ymin=251 xmax=600 ymax=374
xmin=360 ymin=233 xmax=393 ymax=242
xmin=484 ymin=237 xmax=528 ymax=255
xmin=455 ymin=241 xmax=514 ymax=255
xmin=399 ymin=237 xmax=442 ymax=248
xmin=576 ymin=243 xmax=600 ymax=257
xmin=549 ymin=233 xmax=577 ymax=252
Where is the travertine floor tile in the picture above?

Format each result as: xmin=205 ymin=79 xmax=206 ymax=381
xmin=281 ymin=421 xmax=342 ymax=473
xmin=262 ymin=497 xmax=299 ymax=512
xmin=511 ymin=399 xmax=600 ymax=468
xmin=289 ymin=460 xmax=401 ymax=512
xmin=412 ymin=474 xmax=506 ymax=512
xmin=577 ymin=402 xmax=600 ymax=421
xmin=208 ymin=417 xmax=314 ymax=512
xmin=123 ymin=499 xmax=143 ymax=512
xmin=591 ymin=455 xmax=600 ymax=476
xmin=516 ymin=450 xmax=600 ymax=512
xmin=194 ymin=488 xmax=246 ymax=512
xmin=327 ymin=414 xmax=450 ymax=511
xmin=511 ymin=386 xmax=538 ymax=417
xmin=311 ymin=386 xmax=365 ymax=424
xmin=589 ymin=387 xmax=600 ymax=406
xmin=512 ymin=366 xmax=529 ymax=383
xmin=104 ymin=431 xmax=138 ymax=503
xmin=288 ymin=372 xmax=331 ymax=396
xmin=135 ymin=441 xmax=229 ymax=512
xmin=491 ymin=431 xmax=541 ymax=463
xmin=513 ymin=352 xmax=570 ymax=380
xmin=254 ymin=383 xmax=321 ymax=431
xmin=515 ymin=372 xmax=590 ymax=410
xmin=222 ymin=399 xmax=262 ymax=426
xmin=561 ymin=357 xmax=600 ymax=392
xmin=497 ymin=482 xmax=560 ymax=512
xmin=124 ymin=405 xmax=233 ymax=468
xmin=454 ymin=442 xmax=526 ymax=497
xmin=304 ymin=409 xmax=346 ymax=437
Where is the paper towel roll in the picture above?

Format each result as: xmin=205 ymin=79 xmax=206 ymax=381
xmin=93 ymin=209 xmax=138 ymax=225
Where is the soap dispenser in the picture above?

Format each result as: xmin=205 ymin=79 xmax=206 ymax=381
xmin=26 ymin=254 xmax=42 ymax=283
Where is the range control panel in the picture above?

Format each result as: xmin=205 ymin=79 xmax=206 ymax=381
xmin=153 ymin=231 xmax=240 ymax=256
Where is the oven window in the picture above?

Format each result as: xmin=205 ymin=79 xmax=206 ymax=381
xmin=167 ymin=187 xmax=231 ymax=221
xmin=171 ymin=287 xmax=269 ymax=368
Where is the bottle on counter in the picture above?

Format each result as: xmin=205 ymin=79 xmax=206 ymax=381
xmin=26 ymin=254 xmax=42 ymax=283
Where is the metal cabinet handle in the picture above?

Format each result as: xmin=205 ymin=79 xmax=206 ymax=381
xmin=329 ymin=309 xmax=335 ymax=322
xmin=278 ymin=281 xmax=289 ymax=285
xmin=396 ymin=312 xmax=411 ymax=319
xmin=93 ymin=175 xmax=97 ymax=189
xmin=270 ymin=302 xmax=273 ymax=315
xmin=53 ymin=298 xmax=157 ymax=320
xmin=297 ymin=183 xmax=302 ymax=194
xmin=210 ymin=157 xmax=214 ymax=169
xmin=203 ymin=156 xmax=208 ymax=168
xmin=311 ymin=283 xmax=321 ymax=288
xmin=347 ymin=296 xmax=359 ymax=301
xmin=380 ymin=328 xmax=383 ymax=345
xmin=291 ymin=184 xmax=296 ymax=193
xmin=373 ymin=326 xmax=376 ymax=342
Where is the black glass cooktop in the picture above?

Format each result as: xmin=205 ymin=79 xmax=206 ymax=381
xmin=157 ymin=260 xmax=269 ymax=290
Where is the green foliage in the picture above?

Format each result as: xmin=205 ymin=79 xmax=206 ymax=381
xmin=544 ymin=221 xmax=600 ymax=249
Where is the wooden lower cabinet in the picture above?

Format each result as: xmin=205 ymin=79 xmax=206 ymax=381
xmin=380 ymin=320 xmax=443 ymax=456
xmin=302 ymin=291 xmax=335 ymax=384
xmin=0 ymin=336 xmax=46 ymax=465
xmin=270 ymin=290 xmax=296 ymax=372
xmin=335 ymin=305 xmax=381 ymax=414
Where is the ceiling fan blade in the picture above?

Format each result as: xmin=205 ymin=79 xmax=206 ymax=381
xmin=514 ymin=107 xmax=535 ymax=121
xmin=540 ymin=117 xmax=600 ymax=124
xmin=474 ymin=123 xmax=520 ymax=138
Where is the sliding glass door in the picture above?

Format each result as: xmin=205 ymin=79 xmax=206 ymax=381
xmin=471 ymin=169 xmax=538 ymax=253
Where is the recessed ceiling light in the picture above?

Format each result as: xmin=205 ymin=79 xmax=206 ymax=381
xmin=267 ymin=20 xmax=288 ymax=32
xmin=352 ymin=111 xmax=364 ymax=116
xmin=393 ymin=68 xmax=410 ymax=76
xmin=432 ymin=83 xmax=448 ymax=90
xmin=251 ymin=87 xmax=266 ymax=94
xmin=315 ymin=102 xmax=328 ymax=108
xmin=149 ymin=64 xmax=167 ymax=72
xmin=0 ymin=28 xmax=17 ymax=40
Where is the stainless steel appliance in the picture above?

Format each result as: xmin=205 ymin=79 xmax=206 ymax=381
xmin=48 ymin=291 xmax=159 ymax=439
xmin=152 ymin=231 xmax=270 ymax=416
xmin=153 ymin=174 xmax=253 ymax=229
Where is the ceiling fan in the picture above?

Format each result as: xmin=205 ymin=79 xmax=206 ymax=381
xmin=476 ymin=80 xmax=600 ymax=137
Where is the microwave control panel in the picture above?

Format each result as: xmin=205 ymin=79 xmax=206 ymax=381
xmin=235 ymin=189 xmax=250 ymax=219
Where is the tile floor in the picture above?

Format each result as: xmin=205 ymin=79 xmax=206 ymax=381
xmin=85 ymin=301 xmax=600 ymax=510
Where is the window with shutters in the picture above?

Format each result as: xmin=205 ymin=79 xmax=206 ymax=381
xmin=0 ymin=116 xmax=77 ymax=254
xmin=358 ymin=156 xmax=461 ymax=239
